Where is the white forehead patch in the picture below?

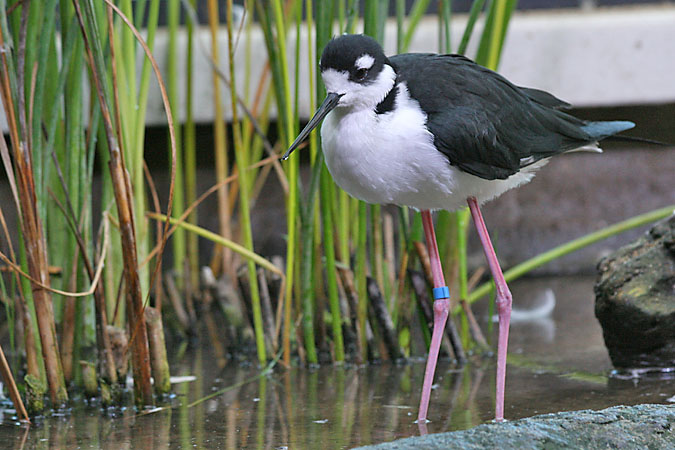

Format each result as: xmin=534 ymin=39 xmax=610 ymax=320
xmin=355 ymin=54 xmax=375 ymax=70
xmin=322 ymin=68 xmax=351 ymax=94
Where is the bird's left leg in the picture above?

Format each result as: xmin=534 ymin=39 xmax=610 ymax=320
xmin=417 ymin=210 xmax=450 ymax=424
xmin=467 ymin=196 xmax=512 ymax=422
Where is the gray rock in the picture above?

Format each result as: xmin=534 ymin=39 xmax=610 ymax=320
xmin=594 ymin=214 xmax=675 ymax=368
xmin=355 ymin=404 xmax=675 ymax=450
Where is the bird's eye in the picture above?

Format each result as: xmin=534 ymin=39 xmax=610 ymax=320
xmin=355 ymin=68 xmax=368 ymax=80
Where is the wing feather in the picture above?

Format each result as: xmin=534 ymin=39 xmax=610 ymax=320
xmin=390 ymin=54 xmax=596 ymax=180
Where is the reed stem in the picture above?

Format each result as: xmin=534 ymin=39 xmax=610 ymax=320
xmin=207 ymin=0 xmax=233 ymax=277
xmin=184 ymin=0 xmax=199 ymax=291
xmin=167 ymin=0 xmax=185 ymax=287
xmin=226 ymin=0 xmax=267 ymax=364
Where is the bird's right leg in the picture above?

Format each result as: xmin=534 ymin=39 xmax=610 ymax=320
xmin=467 ymin=197 xmax=512 ymax=422
xmin=417 ymin=210 xmax=450 ymax=424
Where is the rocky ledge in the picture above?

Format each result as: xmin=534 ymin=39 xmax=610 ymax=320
xmin=594 ymin=214 xmax=675 ymax=368
xmin=355 ymin=404 xmax=674 ymax=449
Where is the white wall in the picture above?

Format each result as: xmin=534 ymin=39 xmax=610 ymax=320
xmin=151 ymin=5 xmax=674 ymax=127
xmin=6 ymin=5 xmax=675 ymax=130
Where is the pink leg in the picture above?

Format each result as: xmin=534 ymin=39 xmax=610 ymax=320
xmin=467 ymin=197 xmax=512 ymax=422
xmin=417 ymin=210 xmax=450 ymax=424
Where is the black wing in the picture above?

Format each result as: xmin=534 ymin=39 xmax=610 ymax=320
xmin=390 ymin=53 xmax=594 ymax=180
xmin=519 ymin=87 xmax=572 ymax=110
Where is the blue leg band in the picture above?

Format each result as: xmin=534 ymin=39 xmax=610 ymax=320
xmin=433 ymin=286 xmax=450 ymax=300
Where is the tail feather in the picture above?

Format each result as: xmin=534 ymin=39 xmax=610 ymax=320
xmin=604 ymin=134 xmax=671 ymax=146
xmin=581 ymin=120 xmax=635 ymax=140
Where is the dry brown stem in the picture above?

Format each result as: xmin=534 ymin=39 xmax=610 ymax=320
xmin=145 ymin=307 xmax=171 ymax=395
xmin=0 ymin=6 xmax=67 ymax=405
xmin=71 ymin=0 xmax=153 ymax=406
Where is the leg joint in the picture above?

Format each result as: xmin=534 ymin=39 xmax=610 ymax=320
xmin=496 ymin=286 xmax=512 ymax=310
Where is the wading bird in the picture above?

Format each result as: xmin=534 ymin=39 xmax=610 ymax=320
xmin=283 ymin=34 xmax=634 ymax=423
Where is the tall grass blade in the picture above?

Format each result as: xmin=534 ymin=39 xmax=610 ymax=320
xmin=261 ymin=0 xmax=300 ymax=366
xmin=168 ymin=0 xmax=186 ymax=288
xmin=148 ymin=213 xmax=284 ymax=277
xmin=401 ymin=0 xmax=432 ymax=52
xmin=476 ymin=0 xmax=516 ymax=69
xmin=226 ymin=0 xmax=267 ymax=364
xmin=439 ymin=0 xmax=452 ymax=53
xmin=184 ymin=0 xmax=199 ymax=290
xmin=207 ymin=0 xmax=233 ymax=276
xmin=457 ymin=0 xmax=487 ymax=55
xmin=315 ymin=0 xmax=345 ymax=363
xmin=320 ymin=168 xmax=345 ymax=362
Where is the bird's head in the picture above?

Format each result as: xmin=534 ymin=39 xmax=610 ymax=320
xmin=283 ymin=34 xmax=395 ymax=159
xmin=319 ymin=34 xmax=395 ymax=110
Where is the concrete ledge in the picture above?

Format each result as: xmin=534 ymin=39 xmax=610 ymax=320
xmin=494 ymin=6 xmax=675 ymax=107
xmin=141 ymin=5 xmax=675 ymax=127
xmin=355 ymin=404 xmax=675 ymax=449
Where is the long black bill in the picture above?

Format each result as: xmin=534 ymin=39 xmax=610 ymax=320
xmin=282 ymin=92 xmax=343 ymax=160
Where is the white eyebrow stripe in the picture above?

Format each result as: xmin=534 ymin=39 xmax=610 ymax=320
xmin=355 ymin=54 xmax=375 ymax=70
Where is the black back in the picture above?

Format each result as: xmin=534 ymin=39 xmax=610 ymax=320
xmin=390 ymin=53 xmax=594 ymax=180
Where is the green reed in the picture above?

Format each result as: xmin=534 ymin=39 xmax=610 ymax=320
xmin=226 ymin=0 xmax=266 ymax=365
xmin=184 ymin=0 xmax=199 ymax=290
xmin=0 ymin=0 xmax=185 ymax=411
xmin=167 ymin=0 xmax=186 ymax=286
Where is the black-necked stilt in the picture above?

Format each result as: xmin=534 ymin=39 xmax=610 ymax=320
xmin=283 ymin=34 xmax=634 ymax=423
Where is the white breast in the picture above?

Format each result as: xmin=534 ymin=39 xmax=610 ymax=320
xmin=320 ymin=84 xmax=543 ymax=212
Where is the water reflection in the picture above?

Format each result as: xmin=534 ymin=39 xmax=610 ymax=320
xmin=2 ymin=276 xmax=674 ymax=448
xmin=494 ymin=288 xmax=556 ymax=343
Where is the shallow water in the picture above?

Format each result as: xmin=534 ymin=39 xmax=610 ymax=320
xmin=1 ymin=276 xmax=673 ymax=449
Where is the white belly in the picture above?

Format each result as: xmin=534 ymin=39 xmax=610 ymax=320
xmin=320 ymin=95 xmax=541 ymax=212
